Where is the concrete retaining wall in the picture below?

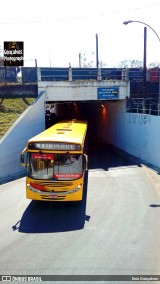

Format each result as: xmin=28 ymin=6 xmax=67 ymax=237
xmin=87 ymin=101 xmax=160 ymax=170
xmin=0 ymin=92 xmax=45 ymax=184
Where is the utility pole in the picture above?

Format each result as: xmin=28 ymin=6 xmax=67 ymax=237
xmin=96 ymin=34 xmax=99 ymax=68
xmin=79 ymin=53 xmax=82 ymax=68
xmin=143 ymin=27 xmax=147 ymax=98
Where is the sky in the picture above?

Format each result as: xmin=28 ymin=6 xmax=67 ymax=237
xmin=0 ymin=0 xmax=160 ymax=67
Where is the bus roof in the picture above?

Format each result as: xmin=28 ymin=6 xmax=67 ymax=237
xmin=28 ymin=120 xmax=87 ymax=145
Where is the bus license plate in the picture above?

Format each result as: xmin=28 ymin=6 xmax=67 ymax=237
xmin=48 ymin=195 xmax=58 ymax=198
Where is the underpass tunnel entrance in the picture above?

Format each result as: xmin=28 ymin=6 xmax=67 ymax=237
xmin=45 ymin=101 xmax=108 ymax=138
xmin=45 ymin=101 xmax=138 ymax=170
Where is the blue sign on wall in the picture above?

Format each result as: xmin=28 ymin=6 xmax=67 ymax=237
xmin=97 ymin=87 xmax=119 ymax=100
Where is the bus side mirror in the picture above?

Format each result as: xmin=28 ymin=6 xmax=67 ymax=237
xmin=83 ymin=154 xmax=88 ymax=171
xmin=21 ymin=147 xmax=27 ymax=167
xmin=20 ymin=154 xmax=24 ymax=164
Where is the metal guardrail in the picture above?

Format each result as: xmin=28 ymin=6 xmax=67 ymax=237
xmin=40 ymin=68 xmax=128 ymax=81
xmin=40 ymin=67 xmax=160 ymax=82
xmin=126 ymin=98 xmax=160 ymax=115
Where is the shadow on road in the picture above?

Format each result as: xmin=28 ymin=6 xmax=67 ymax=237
xmin=88 ymin=139 xmax=141 ymax=171
xmin=14 ymin=139 xmax=140 ymax=234
xmin=150 ymin=204 xmax=160 ymax=208
xmin=15 ymin=173 xmax=90 ymax=233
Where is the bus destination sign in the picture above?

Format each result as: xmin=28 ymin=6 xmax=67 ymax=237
xmin=28 ymin=142 xmax=81 ymax=151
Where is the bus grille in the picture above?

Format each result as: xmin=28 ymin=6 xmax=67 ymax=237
xmin=35 ymin=181 xmax=73 ymax=187
xmin=40 ymin=195 xmax=66 ymax=200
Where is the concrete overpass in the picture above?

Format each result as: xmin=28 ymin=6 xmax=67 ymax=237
xmin=37 ymin=67 xmax=129 ymax=103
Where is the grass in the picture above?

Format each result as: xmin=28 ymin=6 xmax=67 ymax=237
xmin=0 ymin=98 xmax=34 ymax=139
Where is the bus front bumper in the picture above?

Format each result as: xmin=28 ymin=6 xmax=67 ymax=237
xmin=26 ymin=183 xmax=83 ymax=201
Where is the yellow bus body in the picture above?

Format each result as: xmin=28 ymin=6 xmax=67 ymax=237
xmin=21 ymin=120 xmax=88 ymax=202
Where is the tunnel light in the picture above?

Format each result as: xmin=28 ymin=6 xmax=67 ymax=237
xmin=101 ymin=104 xmax=105 ymax=108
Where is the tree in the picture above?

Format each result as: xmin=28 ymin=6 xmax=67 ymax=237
xmin=118 ymin=59 xmax=143 ymax=68
xmin=78 ymin=51 xmax=107 ymax=68
xmin=79 ymin=51 xmax=95 ymax=67
xmin=98 ymin=60 xmax=107 ymax=68
xmin=148 ymin=62 xmax=160 ymax=68
xmin=118 ymin=59 xmax=160 ymax=69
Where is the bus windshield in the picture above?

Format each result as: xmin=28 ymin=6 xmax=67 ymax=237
xmin=27 ymin=153 xmax=83 ymax=181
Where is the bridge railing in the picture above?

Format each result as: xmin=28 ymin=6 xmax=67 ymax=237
xmin=40 ymin=67 xmax=157 ymax=82
xmin=39 ymin=67 xmax=127 ymax=81
xmin=126 ymin=98 xmax=160 ymax=116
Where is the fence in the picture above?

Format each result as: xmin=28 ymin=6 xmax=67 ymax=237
xmin=0 ymin=67 xmax=38 ymax=98
xmin=126 ymin=98 xmax=160 ymax=116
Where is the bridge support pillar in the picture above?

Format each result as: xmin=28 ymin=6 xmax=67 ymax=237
xmin=69 ymin=68 xmax=72 ymax=82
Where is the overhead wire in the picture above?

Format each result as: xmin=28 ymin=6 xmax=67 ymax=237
xmin=0 ymin=1 xmax=159 ymax=25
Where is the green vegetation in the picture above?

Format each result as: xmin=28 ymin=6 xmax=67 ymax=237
xmin=0 ymin=98 xmax=34 ymax=139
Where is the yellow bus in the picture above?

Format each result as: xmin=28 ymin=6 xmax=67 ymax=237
xmin=21 ymin=120 xmax=88 ymax=201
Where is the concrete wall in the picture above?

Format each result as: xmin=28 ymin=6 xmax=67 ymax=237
xmin=39 ymin=80 xmax=130 ymax=102
xmin=87 ymin=101 xmax=160 ymax=170
xmin=0 ymin=92 xmax=45 ymax=184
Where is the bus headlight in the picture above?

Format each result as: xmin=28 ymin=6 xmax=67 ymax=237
xmin=27 ymin=183 xmax=38 ymax=193
xmin=68 ymin=185 xmax=81 ymax=194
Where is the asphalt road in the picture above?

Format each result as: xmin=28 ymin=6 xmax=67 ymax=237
xmin=0 ymin=142 xmax=160 ymax=283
